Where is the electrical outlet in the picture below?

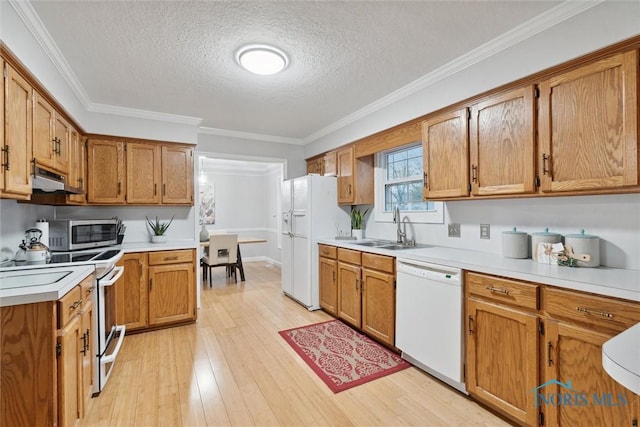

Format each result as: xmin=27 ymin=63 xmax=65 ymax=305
xmin=480 ymin=224 xmax=490 ymax=239
xmin=448 ymin=223 xmax=461 ymax=238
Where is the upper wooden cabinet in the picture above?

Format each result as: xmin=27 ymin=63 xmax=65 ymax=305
xmin=67 ymin=127 xmax=86 ymax=204
xmin=336 ymin=146 xmax=374 ymax=205
xmin=161 ymin=145 xmax=193 ymax=205
xmin=323 ymin=151 xmax=337 ymax=176
xmin=34 ymin=91 xmax=70 ymax=175
xmin=422 ymin=108 xmax=470 ymax=199
xmin=306 ymin=157 xmax=323 ymax=175
xmin=87 ymin=139 xmax=126 ymax=204
xmin=539 ymin=50 xmax=639 ymax=193
xmin=126 ymin=142 xmax=161 ymax=204
xmin=469 ymin=86 xmax=536 ymax=196
xmin=1 ymin=61 xmax=33 ymax=200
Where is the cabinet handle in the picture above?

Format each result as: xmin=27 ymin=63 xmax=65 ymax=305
xmin=163 ymin=183 xmax=166 ymax=196
xmin=355 ymin=278 xmax=359 ymax=291
xmin=542 ymin=153 xmax=549 ymax=175
xmin=348 ymin=184 xmax=352 ymax=195
xmin=80 ymin=332 xmax=87 ymax=355
xmin=149 ymin=278 xmax=153 ymax=291
xmin=485 ymin=286 xmax=509 ymax=295
xmin=139 ymin=263 xmax=142 ymax=276
xmin=423 ymin=172 xmax=428 ymax=188
xmin=1 ymin=145 xmax=9 ymax=171
xmin=154 ymin=183 xmax=157 ymax=196
xmin=467 ymin=315 xmax=473 ymax=335
xmin=547 ymin=342 xmax=553 ymax=366
xmin=576 ymin=307 xmax=614 ymax=319
xmin=70 ymin=300 xmax=82 ymax=310
xmin=52 ymin=138 xmax=57 ymax=155
xmin=164 ymin=256 xmax=179 ymax=261
xmin=332 ymin=271 xmax=336 ymax=282
xmin=471 ymin=164 xmax=478 ymax=183
xmin=84 ymin=329 xmax=90 ymax=352
xmin=85 ymin=286 xmax=95 ymax=296
xmin=117 ymin=182 xmax=122 ymax=195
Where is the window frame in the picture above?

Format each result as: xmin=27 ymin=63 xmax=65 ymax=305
xmin=374 ymin=143 xmax=444 ymax=224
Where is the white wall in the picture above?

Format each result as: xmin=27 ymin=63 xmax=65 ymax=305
xmin=198 ymin=162 xmax=283 ymax=263
xmin=0 ymin=200 xmax=54 ymax=262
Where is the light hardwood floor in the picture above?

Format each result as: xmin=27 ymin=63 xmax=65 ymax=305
xmin=80 ymin=261 xmax=512 ymax=427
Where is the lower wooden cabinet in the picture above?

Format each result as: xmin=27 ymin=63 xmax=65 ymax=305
xmin=332 ymin=246 xmax=396 ymax=347
xmin=115 ymin=249 xmax=197 ymax=332
xmin=318 ymin=244 xmax=338 ymax=316
xmin=1 ymin=274 xmax=94 ymax=427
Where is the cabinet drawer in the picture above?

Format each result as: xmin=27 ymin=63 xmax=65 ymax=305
xmin=319 ymin=244 xmax=337 ymax=259
xmin=337 ymin=248 xmax=361 ymax=265
xmin=466 ymin=272 xmax=538 ymax=311
xmin=79 ymin=274 xmax=95 ymax=301
xmin=362 ymin=252 xmax=394 ymax=274
xmin=543 ymin=287 xmax=640 ymax=333
xmin=58 ymin=285 xmax=83 ymax=328
xmin=148 ymin=249 xmax=194 ymax=266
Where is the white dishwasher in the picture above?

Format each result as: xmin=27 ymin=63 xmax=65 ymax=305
xmin=395 ymin=258 xmax=466 ymax=393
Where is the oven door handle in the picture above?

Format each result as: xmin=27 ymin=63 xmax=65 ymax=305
xmin=99 ymin=266 xmax=124 ymax=288
xmin=101 ymin=324 xmax=126 ymax=364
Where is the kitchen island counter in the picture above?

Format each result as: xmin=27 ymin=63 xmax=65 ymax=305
xmin=120 ymin=240 xmax=198 ymax=253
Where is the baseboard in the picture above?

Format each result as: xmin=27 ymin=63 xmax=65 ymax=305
xmin=242 ymin=256 xmax=280 ymax=266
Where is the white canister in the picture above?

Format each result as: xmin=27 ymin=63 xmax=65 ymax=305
xmin=502 ymin=227 xmax=529 ymax=259
xmin=531 ymin=228 xmax=561 ymax=262
xmin=565 ymin=229 xmax=600 ymax=267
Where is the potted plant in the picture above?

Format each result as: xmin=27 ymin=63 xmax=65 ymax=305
xmin=350 ymin=207 xmax=369 ymax=240
xmin=146 ymin=215 xmax=174 ymax=243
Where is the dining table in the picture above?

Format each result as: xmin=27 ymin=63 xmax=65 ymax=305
xmin=199 ymin=237 xmax=267 ymax=281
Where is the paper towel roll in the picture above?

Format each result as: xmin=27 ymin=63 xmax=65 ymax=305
xmin=35 ymin=219 xmax=49 ymax=247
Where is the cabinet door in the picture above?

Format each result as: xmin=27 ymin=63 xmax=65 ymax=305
xmin=470 ymin=86 xmax=536 ymax=196
xmin=422 ymin=108 xmax=470 ymax=199
xmin=54 ymin=113 xmax=70 ymax=174
xmin=544 ymin=321 xmax=639 ymax=426
xmin=539 ymin=50 xmax=638 ymax=193
xmin=337 ymin=147 xmax=354 ymax=204
xmin=466 ymin=298 xmax=539 ymax=426
xmin=323 ymin=151 xmax=337 ymax=176
xmin=2 ymin=62 xmax=32 ymax=198
xmin=161 ymin=145 xmax=193 ymax=205
xmin=115 ymin=253 xmax=148 ymax=331
xmin=67 ymin=130 xmax=86 ymax=204
xmin=86 ymin=139 xmax=125 ymax=204
xmin=80 ymin=300 xmax=94 ymax=416
xmin=33 ymin=92 xmax=56 ymax=170
xmin=361 ymin=268 xmax=395 ymax=346
xmin=319 ymin=257 xmax=338 ymax=316
xmin=306 ymin=157 xmax=323 ymax=175
xmin=127 ymin=143 xmax=161 ymax=204
xmin=148 ymin=263 xmax=195 ymax=326
xmin=337 ymin=261 xmax=361 ymax=328
xmin=57 ymin=315 xmax=82 ymax=427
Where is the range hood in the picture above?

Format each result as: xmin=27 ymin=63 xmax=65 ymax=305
xmin=32 ymin=166 xmax=83 ymax=195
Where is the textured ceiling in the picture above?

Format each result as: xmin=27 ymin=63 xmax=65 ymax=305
xmin=29 ymin=0 xmax=562 ymax=141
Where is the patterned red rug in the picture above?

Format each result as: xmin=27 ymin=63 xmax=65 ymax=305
xmin=279 ymin=319 xmax=411 ymax=393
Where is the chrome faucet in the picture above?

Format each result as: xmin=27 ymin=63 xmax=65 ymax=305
xmin=393 ymin=206 xmax=406 ymax=244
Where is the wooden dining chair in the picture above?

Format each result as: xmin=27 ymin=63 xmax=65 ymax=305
xmin=201 ymin=233 xmax=238 ymax=286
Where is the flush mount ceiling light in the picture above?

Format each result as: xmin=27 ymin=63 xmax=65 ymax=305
xmin=236 ymin=44 xmax=289 ymax=75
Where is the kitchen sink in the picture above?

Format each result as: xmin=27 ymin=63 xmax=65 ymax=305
xmin=351 ymin=240 xmax=392 ymax=247
xmin=0 ymin=270 xmax=72 ymax=289
xmin=351 ymin=240 xmax=430 ymax=250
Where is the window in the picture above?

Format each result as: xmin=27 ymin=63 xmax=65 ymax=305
xmin=375 ymin=143 xmax=443 ymax=223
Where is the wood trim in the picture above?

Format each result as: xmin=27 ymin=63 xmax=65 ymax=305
xmin=354 ymin=120 xmax=422 ymax=158
xmin=83 ymin=133 xmax=195 ymax=148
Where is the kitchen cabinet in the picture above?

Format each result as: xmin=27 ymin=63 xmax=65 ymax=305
xmin=115 ymin=249 xmax=196 ymax=331
xmin=306 ymin=156 xmax=323 ymax=175
xmin=33 ymin=91 xmax=70 ymax=175
xmin=161 ymin=145 xmax=194 ymax=205
xmin=318 ymin=244 xmax=338 ymax=316
xmin=336 ymin=247 xmax=396 ymax=346
xmin=336 ymin=146 xmax=374 ymax=205
xmin=87 ymin=139 xmax=126 ymax=204
xmin=465 ymin=272 xmax=540 ymax=426
xmin=1 ymin=60 xmax=33 ymax=200
xmin=67 ymin=127 xmax=86 ymax=204
xmin=542 ymin=287 xmax=640 ymax=427
xmin=323 ymin=151 xmax=337 ymax=176
xmin=126 ymin=142 xmax=161 ymax=204
xmin=57 ymin=312 xmax=82 ymax=427
xmin=469 ymin=86 xmax=536 ymax=196
xmin=538 ymin=50 xmax=639 ymax=194
xmin=422 ymin=108 xmax=470 ymax=199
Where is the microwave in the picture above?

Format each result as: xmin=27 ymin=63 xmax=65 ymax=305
xmin=49 ymin=219 xmax=118 ymax=251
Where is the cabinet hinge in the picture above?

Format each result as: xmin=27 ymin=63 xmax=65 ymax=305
xmin=2 ymin=66 xmax=7 ymax=79
xmin=468 ymin=183 xmax=472 ymax=192
xmin=466 ymin=109 xmax=471 ymax=120
xmin=56 ymin=343 xmax=62 ymax=357
xmin=535 ymin=176 xmax=540 ymax=188
xmin=539 ymin=321 xmax=544 ymax=336
xmin=394 ymin=280 xmax=396 ymax=289
xmin=534 ymin=87 xmax=540 ymax=98
xmin=631 ymin=418 xmax=637 ymax=427
xmin=539 ymin=411 xmax=544 ymax=426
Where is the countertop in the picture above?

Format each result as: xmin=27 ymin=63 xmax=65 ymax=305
xmin=603 ymin=323 xmax=640 ymax=395
xmin=0 ymin=264 xmax=94 ymax=307
xmin=318 ymin=238 xmax=640 ymax=302
xmin=120 ymin=240 xmax=198 ymax=253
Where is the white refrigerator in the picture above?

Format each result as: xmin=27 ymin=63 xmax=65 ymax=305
xmin=281 ymin=175 xmax=349 ymax=310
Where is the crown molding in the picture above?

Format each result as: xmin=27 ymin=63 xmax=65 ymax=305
xmin=89 ymin=103 xmax=202 ymax=126
xmin=198 ymin=126 xmax=304 ymax=145
xmin=9 ymin=0 xmax=93 ymax=109
xmin=302 ymin=0 xmax=604 ymax=144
